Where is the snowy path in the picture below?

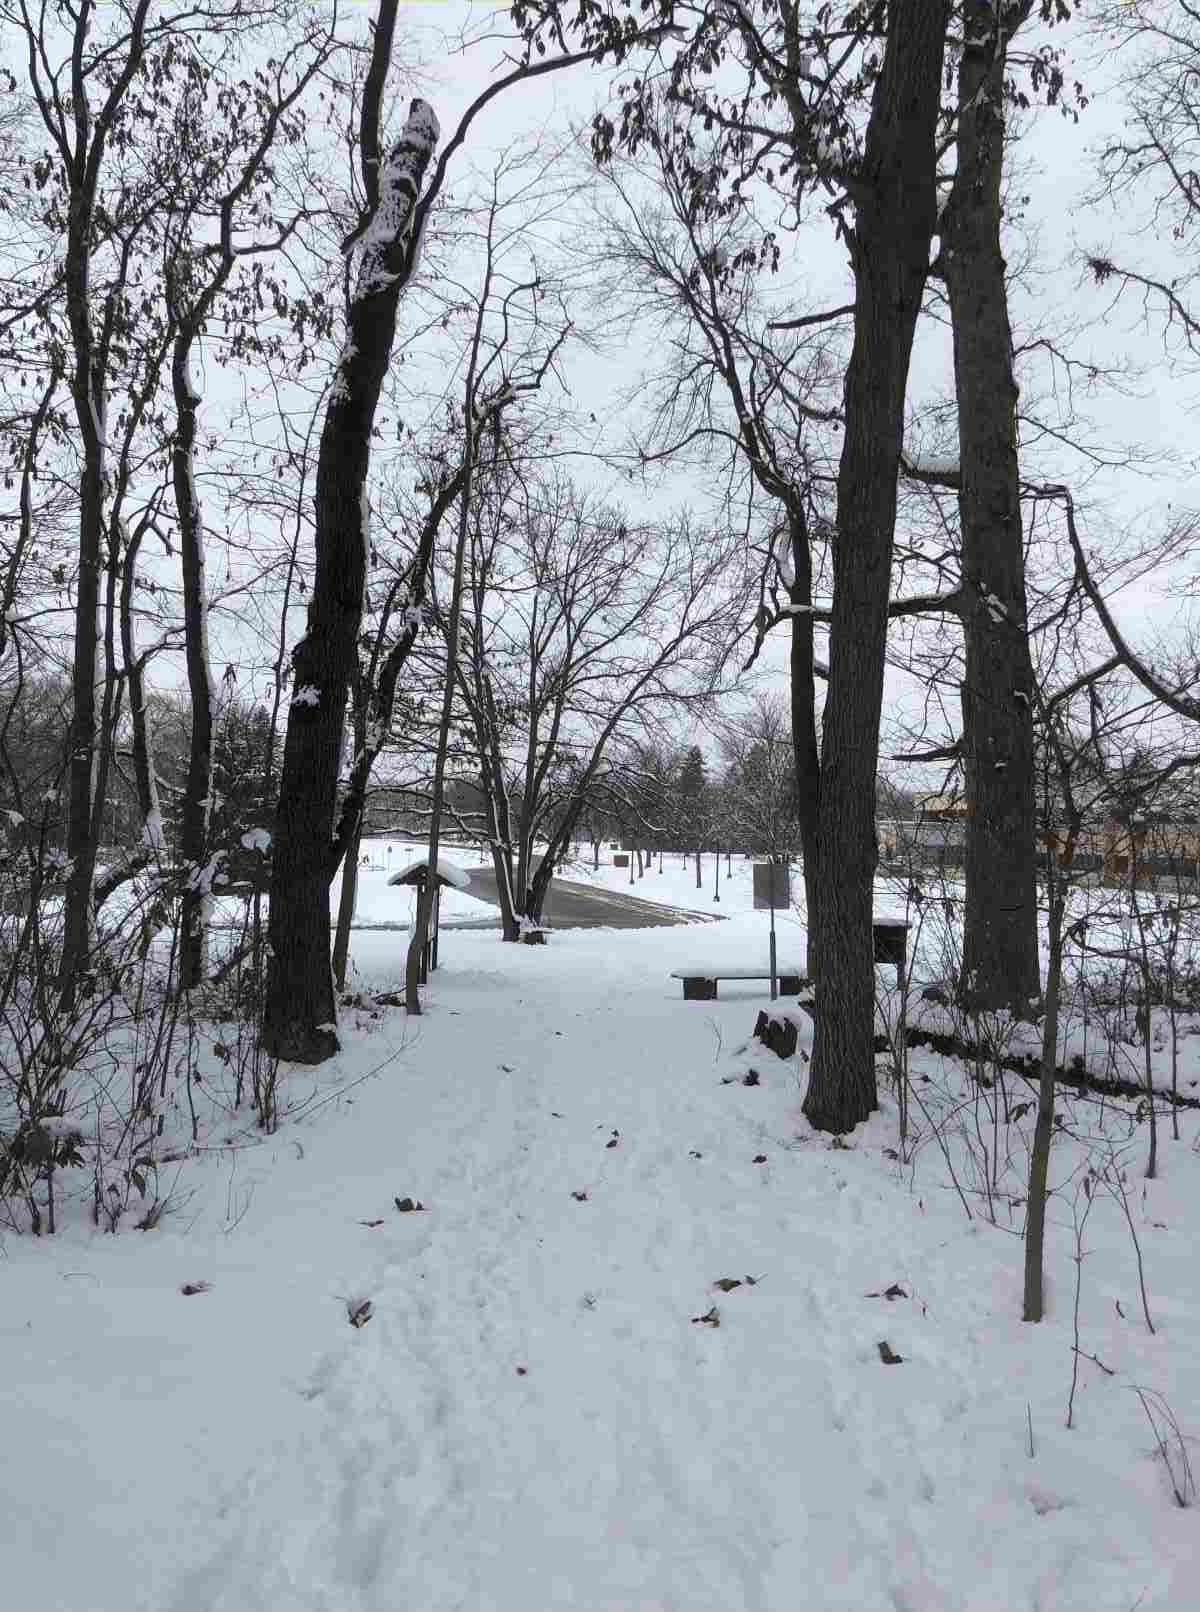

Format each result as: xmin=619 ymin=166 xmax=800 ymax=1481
xmin=159 ymin=935 xmax=1187 ymax=1612
xmin=6 ymin=865 xmax=1197 ymax=1612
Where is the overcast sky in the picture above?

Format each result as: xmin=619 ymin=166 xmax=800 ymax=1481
xmin=383 ymin=4 xmax=1200 ymax=770
xmin=8 ymin=2 xmax=1197 ymax=784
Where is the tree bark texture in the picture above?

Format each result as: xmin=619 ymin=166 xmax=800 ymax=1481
xmin=805 ymin=0 xmax=950 ymax=1133
xmin=56 ymin=0 xmax=157 ymax=1001
xmin=943 ymin=3 xmax=1040 ymax=1016
xmin=173 ymin=333 xmax=215 ymax=990
xmin=59 ymin=202 xmax=108 ymax=1004
xmin=263 ymin=94 xmax=440 ymax=1061
xmin=332 ymin=813 xmax=361 ymax=993
xmin=1023 ymin=868 xmax=1064 ymax=1323
xmin=787 ymin=508 xmax=820 ymax=979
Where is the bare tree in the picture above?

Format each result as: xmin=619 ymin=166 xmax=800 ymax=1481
xmin=717 ymin=694 xmax=802 ymax=864
xmin=539 ymin=0 xmax=950 ymax=1127
xmin=158 ymin=16 xmax=340 ymax=988
xmin=1084 ymin=1 xmax=1200 ymax=358
xmin=585 ymin=134 xmax=842 ymax=968
xmin=330 ymin=148 xmax=571 ymax=993
xmin=2 ymin=0 xmax=330 ymax=1003
xmin=935 ymin=0 xmax=1042 ymax=1015
xmin=262 ymin=0 xmax=689 ymax=1059
xmin=451 ymin=469 xmax=746 ymax=941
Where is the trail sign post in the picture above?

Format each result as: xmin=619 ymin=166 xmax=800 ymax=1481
xmin=388 ymin=860 xmax=455 ymax=982
xmin=753 ymin=862 xmax=792 ymax=999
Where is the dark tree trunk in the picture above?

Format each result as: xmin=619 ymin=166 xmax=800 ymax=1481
xmin=331 ymin=825 xmax=360 ymax=994
xmin=942 ymin=3 xmax=1040 ymax=1016
xmin=263 ymin=91 xmax=440 ymax=1061
xmin=58 ymin=270 xmax=107 ymax=1005
xmin=524 ymin=794 xmax=589 ymax=923
xmin=55 ymin=0 xmax=160 ymax=999
xmin=477 ymin=687 xmax=521 ymax=942
xmin=787 ymin=507 xmax=820 ymax=978
xmin=331 ymin=682 xmax=365 ymax=995
xmin=173 ymin=334 xmax=215 ymax=990
xmin=1024 ymin=853 xmax=1067 ymax=1323
xmin=805 ymin=0 xmax=950 ymax=1133
xmin=111 ymin=525 xmax=161 ymax=913
xmin=405 ymin=391 xmax=482 ymax=1012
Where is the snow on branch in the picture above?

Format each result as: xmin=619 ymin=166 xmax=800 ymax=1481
xmin=773 ymin=525 xmax=795 ymax=590
xmin=353 ymin=98 xmax=441 ymax=301
xmin=901 ymin=453 xmax=961 ymax=489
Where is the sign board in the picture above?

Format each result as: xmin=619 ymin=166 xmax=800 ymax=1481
xmin=753 ymin=862 xmax=791 ymax=910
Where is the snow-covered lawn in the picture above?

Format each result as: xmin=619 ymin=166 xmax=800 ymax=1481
xmin=3 ymin=844 xmax=1198 ymax=1610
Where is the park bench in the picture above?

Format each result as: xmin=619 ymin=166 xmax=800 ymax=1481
xmin=670 ymin=966 xmax=804 ymax=1000
xmin=671 ymin=921 xmax=910 ymax=1003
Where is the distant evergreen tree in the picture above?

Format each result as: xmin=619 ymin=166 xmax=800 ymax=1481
xmin=677 ymin=745 xmax=707 ymax=804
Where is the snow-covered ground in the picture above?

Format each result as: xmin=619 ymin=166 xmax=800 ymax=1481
xmin=3 ymin=844 xmax=1198 ymax=1611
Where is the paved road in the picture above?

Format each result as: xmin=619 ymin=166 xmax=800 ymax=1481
xmin=452 ymin=866 xmax=718 ymax=929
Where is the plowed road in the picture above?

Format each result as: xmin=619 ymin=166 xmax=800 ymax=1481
xmin=453 ymin=867 xmax=719 ymax=929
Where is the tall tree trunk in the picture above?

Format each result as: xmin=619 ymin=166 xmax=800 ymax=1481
xmin=332 ymin=676 xmax=366 ymax=993
xmin=328 ymin=454 xmax=472 ymax=882
xmin=263 ymin=86 xmax=440 ymax=1061
xmin=1024 ymin=848 xmax=1068 ymax=1323
xmin=173 ymin=335 xmax=216 ymax=990
xmin=106 ymin=515 xmax=165 ymax=918
xmin=58 ymin=266 xmax=107 ymax=1005
xmin=55 ymin=0 xmax=158 ymax=1000
xmin=405 ymin=409 xmax=477 ymax=1010
xmin=942 ymin=3 xmax=1040 ymax=1016
xmin=475 ymin=679 xmax=521 ymax=942
xmin=805 ymin=0 xmax=950 ymax=1133
xmin=332 ymin=818 xmax=360 ymax=993
xmin=787 ymin=507 xmax=820 ymax=978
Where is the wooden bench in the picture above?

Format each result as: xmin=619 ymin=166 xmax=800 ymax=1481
xmin=672 ymin=922 xmax=910 ymax=1003
xmin=670 ymin=967 xmax=804 ymax=1001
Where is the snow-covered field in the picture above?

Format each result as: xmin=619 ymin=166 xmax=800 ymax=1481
xmin=3 ymin=845 xmax=1198 ymax=1611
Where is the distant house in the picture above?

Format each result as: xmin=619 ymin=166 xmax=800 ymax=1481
xmin=879 ymin=792 xmax=1200 ymax=886
xmin=877 ymin=793 xmax=965 ymax=866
